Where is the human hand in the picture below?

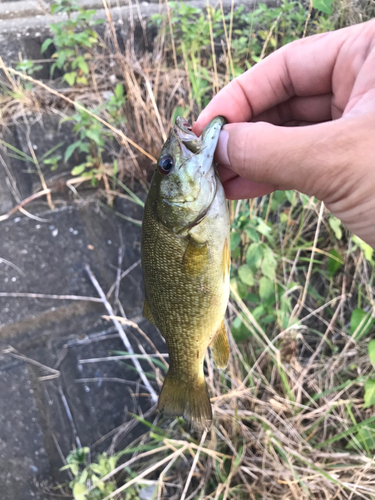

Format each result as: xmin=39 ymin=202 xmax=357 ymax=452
xmin=193 ymin=20 xmax=375 ymax=248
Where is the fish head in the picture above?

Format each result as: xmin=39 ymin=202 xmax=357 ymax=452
xmin=151 ymin=116 xmax=225 ymax=232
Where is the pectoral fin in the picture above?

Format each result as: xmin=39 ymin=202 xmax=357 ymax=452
xmin=210 ymin=319 xmax=230 ymax=368
xmin=182 ymin=237 xmax=208 ymax=277
xmin=143 ymin=299 xmax=155 ymax=325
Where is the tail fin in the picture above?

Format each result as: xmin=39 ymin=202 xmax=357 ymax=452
xmin=158 ymin=372 xmax=212 ymax=431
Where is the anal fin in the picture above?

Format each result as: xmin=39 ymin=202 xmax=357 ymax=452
xmin=210 ymin=319 xmax=230 ymax=369
xmin=143 ymin=299 xmax=155 ymax=325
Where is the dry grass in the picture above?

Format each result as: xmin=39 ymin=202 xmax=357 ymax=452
xmin=1 ymin=0 xmax=375 ymax=499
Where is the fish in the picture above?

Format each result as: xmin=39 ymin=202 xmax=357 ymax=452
xmin=141 ymin=116 xmax=230 ymax=431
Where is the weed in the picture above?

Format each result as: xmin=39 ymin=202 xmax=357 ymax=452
xmin=41 ymin=0 xmax=104 ymax=86
xmin=62 ymin=447 xmax=140 ymax=500
xmin=16 ymin=59 xmax=43 ymax=77
xmin=42 ymin=154 xmax=62 ymax=172
xmin=103 ymin=84 xmax=127 ymax=128
xmin=62 ymin=105 xmax=110 ymax=184
xmin=150 ymin=0 xmax=334 ymax=108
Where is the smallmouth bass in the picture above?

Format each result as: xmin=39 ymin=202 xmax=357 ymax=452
xmin=141 ymin=116 xmax=230 ymax=431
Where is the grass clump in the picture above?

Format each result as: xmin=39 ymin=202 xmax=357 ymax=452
xmin=1 ymin=0 xmax=375 ymax=498
xmin=63 ymin=447 xmax=140 ymax=499
xmin=41 ymin=0 xmax=104 ymax=86
xmin=151 ymin=0 xmax=323 ymax=110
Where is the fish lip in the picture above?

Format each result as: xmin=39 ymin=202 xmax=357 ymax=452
xmin=174 ymin=117 xmax=201 ymax=154
xmin=162 ymin=198 xmax=194 ymax=207
xmin=175 ymin=117 xmax=193 ymax=132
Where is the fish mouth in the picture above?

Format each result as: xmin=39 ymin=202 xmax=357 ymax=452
xmin=162 ymin=198 xmax=196 ymax=207
xmin=174 ymin=117 xmax=201 ymax=154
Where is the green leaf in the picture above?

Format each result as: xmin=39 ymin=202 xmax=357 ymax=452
xmin=85 ymin=129 xmax=102 ymax=144
xmin=230 ymin=232 xmax=241 ymax=251
xmin=50 ymin=62 xmax=57 ymax=77
xmin=64 ymin=72 xmax=77 ymax=86
xmin=246 ymin=242 xmax=263 ymax=270
xmin=312 ymin=0 xmax=333 ymax=14
xmin=79 ymin=142 xmax=90 ymax=153
xmin=56 ymin=51 xmax=67 ymax=69
xmin=72 ymin=482 xmax=87 ymax=500
xmin=90 ymin=463 xmax=104 ymax=475
xmin=41 ymin=38 xmax=53 ymax=53
xmin=79 ymin=469 xmax=88 ymax=483
xmin=263 ymin=314 xmax=275 ymax=324
xmin=78 ymin=59 xmax=89 ymax=74
xmin=255 ymin=220 xmax=273 ymax=241
xmin=76 ymin=76 xmax=88 ymax=85
xmin=261 ymin=247 xmax=277 ymax=279
xmin=369 ymin=340 xmax=375 ymax=369
xmin=346 ymin=425 xmax=375 ymax=451
xmin=350 ymin=308 xmax=374 ymax=339
xmin=247 ymin=293 xmax=259 ymax=304
xmin=238 ymin=265 xmax=254 ymax=286
xmin=115 ymin=83 xmax=124 ymax=98
xmin=329 ymin=216 xmax=342 ymax=240
xmin=64 ymin=140 xmax=81 ymax=162
xmin=328 ymin=249 xmax=343 ymax=277
xmin=353 ymin=235 xmax=374 ymax=263
xmin=43 ymin=154 xmax=62 ymax=165
xmin=108 ymin=456 xmax=117 ymax=470
xmin=50 ymin=3 xmax=62 ymax=14
xmin=364 ymin=379 xmax=375 ymax=409
xmin=285 ymin=190 xmax=295 ymax=203
xmin=231 ymin=315 xmax=251 ymax=342
xmin=280 ymin=213 xmax=288 ymax=224
xmin=245 ymin=227 xmax=259 ymax=242
xmin=252 ymin=304 xmax=264 ymax=320
xmin=259 ymin=276 xmax=274 ymax=300
xmin=230 ymin=278 xmax=248 ymax=300
xmin=70 ymin=464 xmax=79 ymax=476
xmin=71 ymin=164 xmax=87 ymax=176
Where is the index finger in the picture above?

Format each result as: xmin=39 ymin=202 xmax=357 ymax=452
xmin=193 ymin=26 xmax=350 ymax=135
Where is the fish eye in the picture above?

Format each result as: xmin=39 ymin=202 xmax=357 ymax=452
xmin=158 ymin=155 xmax=174 ymax=175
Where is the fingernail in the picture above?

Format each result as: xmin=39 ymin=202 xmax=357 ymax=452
xmin=215 ymin=130 xmax=230 ymax=165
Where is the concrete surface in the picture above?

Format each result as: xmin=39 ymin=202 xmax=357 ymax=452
xmin=0 ymin=194 xmax=166 ymax=497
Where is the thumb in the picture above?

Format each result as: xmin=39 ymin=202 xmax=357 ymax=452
xmin=215 ymin=120 xmax=352 ymax=203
